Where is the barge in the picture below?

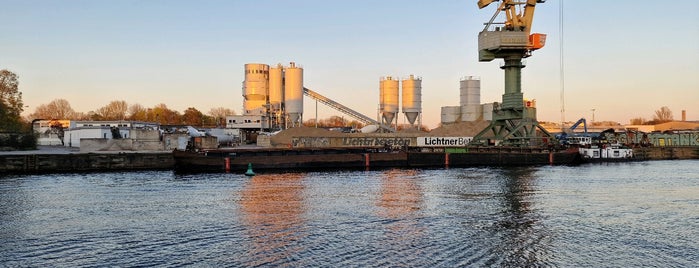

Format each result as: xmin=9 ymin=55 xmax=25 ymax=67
xmin=172 ymin=146 xmax=581 ymax=173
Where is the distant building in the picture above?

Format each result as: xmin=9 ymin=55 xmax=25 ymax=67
xmin=32 ymin=119 xmax=71 ymax=146
xmin=626 ymin=121 xmax=699 ymax=133
xmin=226 ymin=115 xmax=265 ymax=144
xmin=62 ymin=120 xmax=159 ymax=148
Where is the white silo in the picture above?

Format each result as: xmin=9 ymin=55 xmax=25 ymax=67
xmin=269 ymin=64 xmax=284 ymax=109
xmin=460 ymin=76 xmax=482 ymax=121
xmin=243 ymin=63 xmax=269 ymax=115
xmin=401 ymin=75 xmax=422 ymax=126
xmin=284 ymin=62 xmax=303 ymax=127
xmin=268 ymin=64 xmax=284 ymax=129
xmin=380 ymin=76 xmax=399 ymax=126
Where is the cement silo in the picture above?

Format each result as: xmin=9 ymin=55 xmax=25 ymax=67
xmin=268 ymin=64 xmax=284 ymax=129
xmin=380 ymin=76 xmax=399 ymax=126
xmin=401 ymin=75 xmax=422 ymax=126
xmin=460 ymin=76 xmax=482 ymax=121
xmin=269 ymin=64 xmax=284 ymax=109
xmin=284 ymin=62 xmax=303 ymax=127
xmin=243 ymin=63 xmax=269 ymax=115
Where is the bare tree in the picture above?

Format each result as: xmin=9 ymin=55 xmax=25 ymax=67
xmin=95 ymin=100 xmax=128 ymax=120
xmin=208 ymin=107 xmax=235 ymax=119
xmin=653 ymin=106 xmax=673 ymax=123
xmin=629 ymin=117 xmax=646 ymax=125
xmin=30 ymin=99 xmax=76 ymax=120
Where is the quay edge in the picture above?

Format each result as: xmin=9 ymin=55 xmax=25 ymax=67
xmin=0 ymin=152 xmax=173 ymax=174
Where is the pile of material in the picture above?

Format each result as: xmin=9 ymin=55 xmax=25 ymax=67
xmin=428 ymin=121 xmax=491 ymax=137
xmin=270 ymin=127 xmax=344 ymax=147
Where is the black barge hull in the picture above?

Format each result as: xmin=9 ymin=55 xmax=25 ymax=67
xmin=173 ymin=147 xmax=581 ymax=173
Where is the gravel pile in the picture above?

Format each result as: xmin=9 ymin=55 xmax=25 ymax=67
xmin=428 ymin=121 xmax=492 ymax=137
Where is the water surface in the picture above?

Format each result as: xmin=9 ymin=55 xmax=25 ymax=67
xmin=1 ymin=160 xmax=697 ymax=267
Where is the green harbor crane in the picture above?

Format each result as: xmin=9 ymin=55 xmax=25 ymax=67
xmin=471 ymin=0 xmax=554 ymax=146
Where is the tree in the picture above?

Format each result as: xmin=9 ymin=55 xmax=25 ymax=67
xmin=0 ymin=69 xmax=24 ymax=131
xmin=208 ymin=107 xmax=236 ymax=119
xmin=127 ymin=103 xmax=147 ymax=121
xmin=151 ymin=103 xmax=181 ymax=125
xmin=629 ymin=117 xmax=646 ymax=125
xmin=653 ymin=106 xmax=673 ymax=124
xmin=207 ymin=107 xmax=234 ymax=126
xmin=30 ymin=98 xmax=77 ymax=120
xmin=182 ymin=107 xmax=204 ymax=126
xmin=95 ymin=100 xmax=128 ymax=120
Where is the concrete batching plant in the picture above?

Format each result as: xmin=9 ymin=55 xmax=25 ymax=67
xmin=241 ymin=62 xmax=304 ymax=130
xmin=379 ymin=75 xmax=423 ymax=130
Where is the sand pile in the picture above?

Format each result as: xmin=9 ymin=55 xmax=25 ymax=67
xmin=397 ymin=128 xmax=428 ymax=134
xmin=428 ymin=121 xmax=491 ymax=137
xmin=270 ymin=127 xmax=345 ymax=146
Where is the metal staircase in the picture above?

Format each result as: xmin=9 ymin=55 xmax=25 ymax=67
xmin=303 ymin=87 xmax=393 ymax=132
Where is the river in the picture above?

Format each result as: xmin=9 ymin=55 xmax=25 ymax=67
xmin=1 ymin=160 xmax=697 ymax=267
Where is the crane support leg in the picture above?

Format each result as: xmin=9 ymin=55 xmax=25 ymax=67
xmin=472 ymin=55 xmax=554 ymax=146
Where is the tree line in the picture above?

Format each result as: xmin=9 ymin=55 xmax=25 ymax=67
xmin=629 ymin=106 xmax=675 ymax=125
xmin=28 ymin=98 xmax=236 ymax=126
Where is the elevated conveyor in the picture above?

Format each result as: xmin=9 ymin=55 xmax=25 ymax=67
xmin=303 ymin=87 xmax=394 ymax=132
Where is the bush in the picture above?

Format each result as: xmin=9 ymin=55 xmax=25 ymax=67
xmin=0 ymin=132 xmax=37 ymax=150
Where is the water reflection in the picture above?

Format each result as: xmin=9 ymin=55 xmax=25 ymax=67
xmin=377 ymin=169 xmax=423 ymax=219
xmin=0 ymin=177 xmax=31 ymax=240
xmin=375 ymin=169 xmax=425 ymax=263
xmin=492 ymin=167 xmax=550 ymax=267
xmin=238 ymin=173 xmax=307 ymax=266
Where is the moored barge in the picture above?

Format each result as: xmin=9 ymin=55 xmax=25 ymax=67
xmin=173 ymin=146 xmax=581 ymax=173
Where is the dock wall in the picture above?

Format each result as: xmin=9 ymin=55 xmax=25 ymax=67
xmin=0 ymin=153 xmax=174 ymax=174
xmin=635 ymin=146 xmax=699 ymax=160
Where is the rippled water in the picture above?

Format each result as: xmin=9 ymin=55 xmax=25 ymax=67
xmin=1 ymin=160 xmax=698 ymax=267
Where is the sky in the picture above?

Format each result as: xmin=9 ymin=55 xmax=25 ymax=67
xmin=2 ymin=0 xmax=698 ymax=128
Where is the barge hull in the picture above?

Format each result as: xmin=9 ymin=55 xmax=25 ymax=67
xmin=174 ymin=148 xmax=581 ymax=173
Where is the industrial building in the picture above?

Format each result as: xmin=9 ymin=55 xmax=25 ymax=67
xmin=61 ymin=121 xmax=159 ymax=148
xmin=440 ymin=76 xmax=497 ymax=124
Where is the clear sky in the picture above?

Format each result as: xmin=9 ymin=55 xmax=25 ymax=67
xmin=3 ymin=0 xmax=698 ymax=128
